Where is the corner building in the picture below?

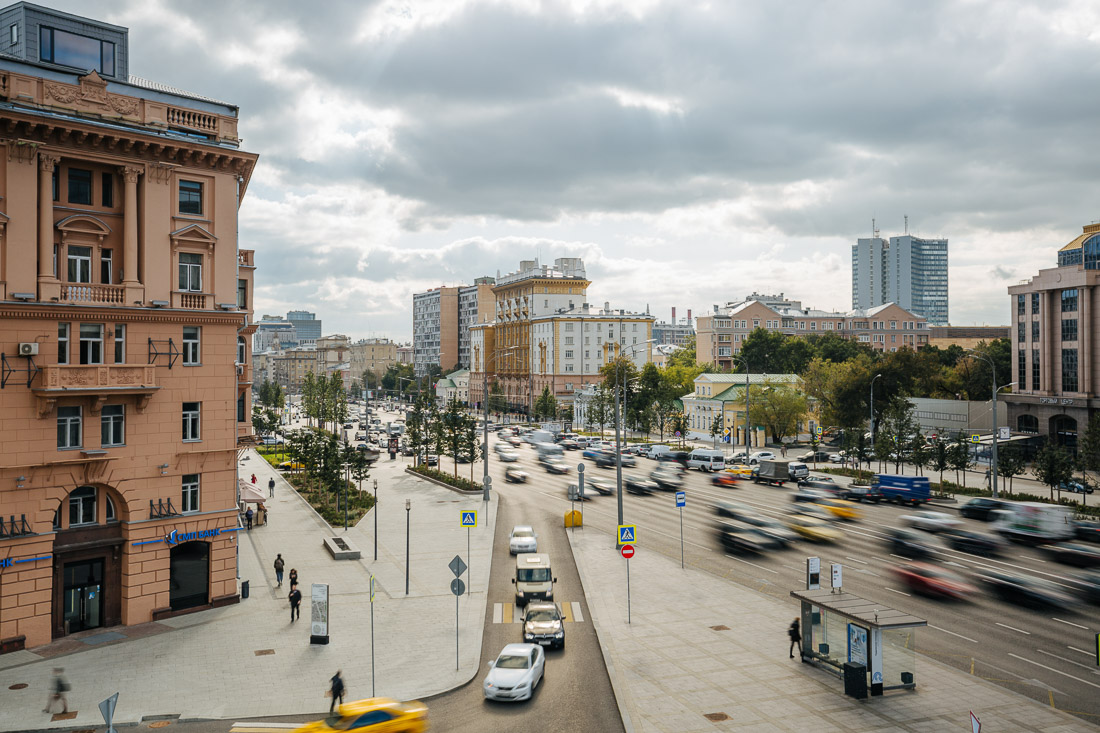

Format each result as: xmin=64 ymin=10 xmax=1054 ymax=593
xmin=0 ymin=3 xmax=257 ymax=651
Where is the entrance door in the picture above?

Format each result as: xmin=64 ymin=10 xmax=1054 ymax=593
xmin=62 ymin=559 xmax=104 ymax=634
xmin=169 ymin=542 xmax=210 ymax=611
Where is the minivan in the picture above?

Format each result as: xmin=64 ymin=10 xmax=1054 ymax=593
xmin=644 ymin=444 xmax=671 ymax=460
xmin=512 ymin=553 xmax=556 ymax=606
xmin=687 ymin=449 xmax=725 ymax=472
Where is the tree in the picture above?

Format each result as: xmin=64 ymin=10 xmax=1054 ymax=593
xmin=873 ymin=432 xmax=893 ymax=474
xmin=588 ymin=384 xmax=614 ymax=436
xmin=748 ymin=382 xmax=808 ymax=444
xmin=534 ymin=387 xmax=557 ymax=420
xmin=461 ymin=415 xmax=481 ymax=483
xmin=932 ymin=439 xmax=950 ymax=486
xmin=909 ymin=435 xmax=931 ymax=477
xmin=666 ymin=335 xmax=697 ymax=368
xmin=487 ymin=380 xmax=507 ymax=415
xmin=669 ymin=411 xmax=688 ymax=448
xmin=801 ymin=356 xmax=874 ymax=433
xmin=441 ymin=397 xmax=465 ymax=476
xmin=879 ymin=399 xmax=917 ymax=473
xmin=1033 ymin=442 xmax=1074 ymax=501
xmin=362 ymin=370 xmax=380 ymax=390
xmin=997 ymin=444 xmax=1024 ymax=495
xmin=1077 ymin=413 xmax=1100 ymax=486
xmin=948 ymin=434 xmax=973 ymax=488
xmin=710 ymin=415 xmax=723 ymax=449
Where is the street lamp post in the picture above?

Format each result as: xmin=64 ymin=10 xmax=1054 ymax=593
xmin=731 ymin=355 xmax=757 ymax=462
xmin=405 ymin=498 xmax=411 ymax=595
xmin=969 ymin=351 xmax=1014 ymax=499
xmin=615 ymin=339 xmax=655 ymax=540
xmin=373 ymin=478 xmax=379 ymax=561
xmin=870 ymin=373 xmax=883 ymax=453
xmin=482 ymin=347 xmax=518 ymax=503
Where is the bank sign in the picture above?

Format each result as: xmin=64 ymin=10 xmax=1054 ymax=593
xmin=165 ymin=527 xmax=222 ymax=546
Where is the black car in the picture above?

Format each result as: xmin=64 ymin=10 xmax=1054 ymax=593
xmin=1040 ymin=542 xmax=1100 ymax=568
xmin=659 ymin=451 xmax=692 ymax=466
xmin=959 ymin=497 xmax=1012 ymax=521
xmin=1067 ymin=570 xmax=1100 ymax=604
xmin=800 ymin=479 xmax=842 ymax=495
xmin=715 ymin=521 xmax=776 ymax=554
xmin=885 ymin=527 xmax=936 ymax=559
xmin=625 ymin=478 xmax=658 ymax=495
xmin=840 ymin=485 xmax=883 ymax=503
xmin=798 ymin=451 xmax=833 ymax=463
xmin=978 ymin=570 xmax=1074 ymax=609
xmin=1075 ymin=520 xmax=1100 ymax=544
xmin=650 ymin=467 xmax=684 ymax=490
xmin=941 ymin=529 xmax=1003 ymax=556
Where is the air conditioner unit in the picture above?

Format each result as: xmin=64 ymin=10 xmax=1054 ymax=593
xmin=18 ymin=342 xmax=38 ymax=356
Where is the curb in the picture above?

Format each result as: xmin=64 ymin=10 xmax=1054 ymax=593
xmin=403 ymin=467 xmax=482 ymax=495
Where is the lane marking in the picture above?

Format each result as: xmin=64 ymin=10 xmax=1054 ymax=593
xmin=888 ymin=553 xmax=911 ymax=561
xmin=1052 ymin=617 xmax=1089 ymax=630
xmin=493 ymin=603 xmax=502 ymax=624
xmin=884 ymin=587 xmax=911 ymax=597
xmin=845 ymin=556 xmax=868 ymax=564
xmin=725 ymin=553 xmax=779 ymax=574
xmin=996 ymin=622 xmax=1030 ymax=635
xmin=560 ymin=602 xmax=574 ymax=623
xmin=1069 ymin=646 xmax=1094 ymax=657
xmin=1008 ymin=653 xmax=1100 ymax=690
xmin=1036 ymin=648 xmax=1100 ymax=674
xmin=571 ymin=601 xmax=584 ymax=623
xmin=927 ymin=624 xmax=978 ymax=643
xmin=231 ymin=725 xmax=300 ymax=731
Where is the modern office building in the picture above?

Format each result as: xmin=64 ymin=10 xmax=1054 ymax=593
xmin=0 ymin=3 xmax=258 ymax=650
xmin=853 ymin=233 xmax=949 ymax=325
xmin=254 ymin=314 xmax=296 ymax=351
xmin=412 ymin=276 xmax=494 ymax=377
xmin=286 ymin=309 xmax=321 ymax=347
xmin=1004 ymin=222 xmax=1100 ymax=450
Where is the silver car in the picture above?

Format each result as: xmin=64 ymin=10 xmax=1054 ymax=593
xmin=484 ymin=643 xmax=545 ymax=701
xmin=523 ymin=601 xmax=565 ymax=649
xmin=498 ymin=449 xmax=520 ymax=463
xmin=509 ymin=526 xmax=538 ymax=555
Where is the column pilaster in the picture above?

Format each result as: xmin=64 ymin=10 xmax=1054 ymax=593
xmin=119 ymin=165 xmax=144 ymax=303
xmin=37 ymin=153 xmax=60 ymax=300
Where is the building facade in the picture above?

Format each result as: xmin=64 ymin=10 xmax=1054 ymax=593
xmin=348 ymin=338 xmax=398 ymax=381
xmin=0 ymin=3 xmax=257 ymax=651
xmin=435 ymin=369 xmax=470 ymax=405
xmin=272 ymin=348 xmax=317 ymax=394
xmin=286 ymin=310 xmax=320 ymax=347
xmin=253 ymin=314 xmax=295 ymax=351
xmin=926 ymin=325 xmax=1010 ymax=351
xmin=1004 ymin=223 xmax=1100 ymax=450
xmin=681 ymin=373 xmax=802 ymax=445
xmin=412 ymin=286 xmax=458 ymax=377
xmin=853 ymin=234 xmax=949 ymax=325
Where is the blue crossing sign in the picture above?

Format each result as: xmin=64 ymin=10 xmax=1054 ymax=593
xmin=675 ymin=491 xmax=686 ymax=508
xmin=461 ymin=510 xmax=477 ymax=527
xmin=618 ymin=524 xmax=636 ymax=543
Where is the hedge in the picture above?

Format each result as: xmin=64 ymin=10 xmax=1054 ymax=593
xmin=410 ymin=464 xmax=482 ymax=492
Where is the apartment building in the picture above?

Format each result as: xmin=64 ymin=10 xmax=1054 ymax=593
xmin=348 ymin=338 xmax=398 ymax=381
xmin=1004 ymin=222 xmax=1100 ymax=450
xmin=652 ymin=307 xmax=694 ymax=346
xmin=0 ymin=3 xmax=257 ymax=650
xmin=853 ymin=233 xmax=949 ymax=325
xmin=272 ymin=348 xmax=317 ymax=394
xmin=412 ymin=277 xmax=495 ymax=377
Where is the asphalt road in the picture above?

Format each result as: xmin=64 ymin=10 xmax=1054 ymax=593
xmin=482 ymin=436 xmax=1100 ymax=726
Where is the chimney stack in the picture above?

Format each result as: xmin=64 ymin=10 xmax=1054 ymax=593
xmin=671 ymin=306 xmax=677 ymax=324
xmin=687 ymin=309 xmax=692 ymax=323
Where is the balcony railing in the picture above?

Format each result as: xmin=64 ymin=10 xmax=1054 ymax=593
xmin=37 ymin=364 xmax=158 ymax=391
xmin=61 ymin=283 xmax=125 ymax=305
xmin=172 ymin=291 xmax=210 ymax=309
xmin=238 ymin=250 xmax=255 ymax=267
xmin=167 ymin=106 xmax=218 ymax=133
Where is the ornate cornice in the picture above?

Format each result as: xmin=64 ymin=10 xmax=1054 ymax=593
xmin=0 ymin=303 xmax=248 ymax=326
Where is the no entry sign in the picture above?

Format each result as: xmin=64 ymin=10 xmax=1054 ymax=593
xmin=620 ymin=544 xmax=635 ymax=559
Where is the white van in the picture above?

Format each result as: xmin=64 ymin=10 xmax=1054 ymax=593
xmin=512 ymin=553 xmax=556 ymax=606
xmin=687 ymin=449 xmax=726 ymax=472
xmin=537 ymin=443 xmax=565 ymax=463
xmin=644 ymin=444 xmax=671 ymax=460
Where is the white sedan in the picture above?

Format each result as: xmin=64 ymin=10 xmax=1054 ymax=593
xmin=483 ymin=643 xmax=545 ymax=701
xmin=748 ymin=451 xmax=776 ymax=465
xmin=901 ymin=510 xmax=963 ymax=533
xmin=497 ymin=450 xmax=520 ymax=463
xmin=509 ymin=526 xmax=538 ymax=554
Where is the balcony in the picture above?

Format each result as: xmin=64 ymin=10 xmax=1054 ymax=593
xmin=238 ymin=250 xmax=255 ymax=268
xmin=61 ymin=283 xmax=126 ymax=305
xmin=172 ymin=291 xmax=210 ymax=309
xmin=33 ymin=364 xmax=159 ymax=416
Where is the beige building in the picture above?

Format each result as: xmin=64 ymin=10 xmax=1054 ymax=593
xmin=0 ymin=4 xmax=257 ymax=651
xmin=681 ymin=373 xmax=803 ymax=445
xmin=412 ymin=278 xmax=494 ymax=377
xmin=926 ymin=325 xmax=1010 ymax=351
xmin=697 ymin=296 xmax=928 ymax=370
xmin=272 ymin=348 xmax=317 ymax=394
xmin=348 ymin=338 xmax=398 ymax=381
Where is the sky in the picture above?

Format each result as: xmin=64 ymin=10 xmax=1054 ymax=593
xmin=59 ymin=0 xmax=1100 ymax=340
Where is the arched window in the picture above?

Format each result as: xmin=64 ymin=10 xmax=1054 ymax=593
xmin=69 ymin=485 xmax=97 ymax=526
xmin=105 ymin=494 xmax=117 ymax=523
xmin=1017 ymin=414 xmax=1039 ymax=434
xmin=1083 ymin=235 xmax=1100 ymax=270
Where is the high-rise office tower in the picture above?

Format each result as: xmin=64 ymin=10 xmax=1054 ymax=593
xmin=853 ymin=232 xmax=948 ymax=325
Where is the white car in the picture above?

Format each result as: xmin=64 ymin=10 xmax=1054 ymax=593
xmin=484 ymin=643 xmax=545 ymax=701
xmin=509 ymin=526 xmax=538 ymax=555
xmin=498 ymin=450 xmax=520 ymax=463
xmin=901 ymin=510 xmax=962 ymax=533
xmin=748 ymin=451 xmax=776 ymax=465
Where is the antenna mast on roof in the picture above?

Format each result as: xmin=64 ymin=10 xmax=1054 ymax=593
xmin=872 ymin=217 xmax=879 ymax=239
xmin=904 ymin=215 xmax=908 ymax=235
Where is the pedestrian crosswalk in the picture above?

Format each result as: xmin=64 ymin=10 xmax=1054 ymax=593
xmin=229 ymin=723 xmax=299 ymax=733
xmin=492 ymin=601 xmax=584 ymax=624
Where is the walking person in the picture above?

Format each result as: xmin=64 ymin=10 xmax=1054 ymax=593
xmin=788 ymin=618 xmax=801 ymax=659
xmin=44 ymin=667 xmax=69 ymax=715
xmin=288 ymin=584 xmax=302 ymax=622
xmin=984 ymin=467 xmax=991 ymax=488
xmin=251 ymin=473 xmax=257 ymax=484
xmin=289 ymin=568 xmax=298 ymax=588
xmin=245 ymin=507 xmax=254 ymax=530
xmin=268 ymin=476 xmax=275 ymax=497
xmin=274 ymin=554 xmax=285 ymax=587
xmin=329 ymin=670 xmax=345 ymax=713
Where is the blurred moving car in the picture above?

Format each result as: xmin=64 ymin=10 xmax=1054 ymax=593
xmin=715 ymin=521 xmax=779 ymax=554
xmin=291 ymin=697 xmax=429 ymax=733
xmin=711 ymin=472 xmax=742 ymax=488
xmin=790 ymin=503 xmax=835 ymax=523
xmin=650 ymin=466 xmax=684 ymax=490
xmin=724 ymin=464 xmax=754 ymax=477
xmin=558 ymin=439 xmax=579 ymax=450
xmin=542 ymin=458 xmax=570 ymax=474
xmin=797 ymin=451 xmax=833 ymax=463
xmin=509 ymin=526 xmax=538 ymax=554
xmin=977 ymin=570 xmax=1074 ymax=609
xmin=892 ymin=563 xmax=977 ymax=600
xmin=504 ymin=466 xmax=529 ymax=483
xmin=277 ymin=461 xmax=305 ymax=470
xmin=522 ymin=601 xmax=565 ymax=649
xmin=483 ymin=644 xmax=545 ymax=701
xmin=713 ymin=504 xmax=798 ymax=546
xmin=595 ymin=452 xmax=636 ymax=468
xmin=1040 ymin=542 xmax=1100 ymax=568
xmin=748 ymin=451 xmax=776 ymax=465
xmin=568 ymin=479 xmax=615 ymax=496
xmin=840 ymin=484 xmax=883 ymax=503
xmin=1057 ymin=479 xmax=1094 ymax=494
xmin=940 ymin=529 xmax=1004 ymax=556
xmin=900 ymin=510 xmax=962 ymax=533
xmin=497 ymin=450 xmax=520 ymax=463
xmin=1067 ymin=570 xmax=1100 ymax=604
xmin=959 ymin=497 xmax=1012 ymax=521
xmin=625 ymin=478 xmax=658 ymax=495
xmin=791 ymin=488 xmax=830 ymax=504
xmin=786 ymin=515 xmax=841 ymax=542
xmin=816 ymin=498 xmax=863 ymax=522
xmin=1075 ymin=520 xmax=1100 ymax=544
xmin=885 ymin=527 xmax=937 ymax=559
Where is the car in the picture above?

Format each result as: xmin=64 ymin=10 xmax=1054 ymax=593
xmin=582 ymin=445 xmax=607 ymax=459
xmin=509 ymin=526 xmax=538 ymax=555
xmin=1058 ymin=480 xmax=1094 ymax=494
xmin=724 ymin=463 xmax=754 ymax=477
xmin=892 ymin=563 xmax=977 ymax=600
xmin=569 ymin=479 xmax=615 ymax=497
xmin=959 ymin=497 xmax=1012 ymax=521
xmin=1040 ymin=542 xmax=1100 ymax=568
xmin=715 ymin=521 xmax=778 ymax=554
xmin=884 ymin=527 xmax=937 ymax=559
xmin=291 ymin=697 xmax=429 ymax=733
xmin=650 ymin=467 xmax=684 ymax=490
xmin=497 ymin=450 xmax=520 ymax=463
xmin=791 ymin=488 xmax=830 ymax=504
xmin=343 ymin=422 xmax=355 ymax=429
xmin=900 ymin=510 xmax=963 ymax=533
xmin=1067 ymin=570 xmax=1100 ymax=604
xmin=711 ymin=472 xmax=742 ymax=488
xmin=507 ymin=436 xmax=523 ymax=447
xmin=748 ymin=451 xmax=776 ymax=465
xmin=714 ymin=505 xmax=798 ymax=546
xmin=353 ymin=432 xmax=366 ymax=441
xmin=595 ymin=452 xmax=636 ymax=468
xmin=401 ymin=444 xmax=415 ymax=456
xmin=840 ymin=484 xmax=883 ymax=503
xmin=790 ymin=503 xmax=835 ymax=523
xmin=483 ymin=643 xmax=545 ymax=701
xmin=625 ymin=478 xmax=658 ymax=495
xmin=542 ymin=458 xmax=570 ymax=474
xmin=977 ymin=570 xmax=1074 ymax=610
xmin=558 ymin=439 xmax=579 ymax=450
xmin=828 ymin=452 xmax=847 ymax=463
xmin=522 ymin=601 xmax=565 ymax=649
xmin=504 ymin=466 xmax=529 ymax=483
xmin=620 ymin=444 xmax=644 ymax=455
xmin=797 ymin=451 xmax=833 ymax=463
xmin=786 ymin=515 xmax=841 ymax=543
xmin=423 ymin=455 xmax=439 ymax=466
xmin=800 ymin=479 xmax=843 ymax=496
xmin=1075 ymin=520 xmax=1100 ymax=544
xmin=277 ymin=461 xmax=306 ymax=470
xmin=817 ymin=498 xmax=862 ymax=522
xmin=940 ymin=528 xmax=1004 ymax=556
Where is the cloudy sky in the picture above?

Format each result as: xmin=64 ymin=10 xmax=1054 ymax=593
xmin=66 ymin=0 xmax=1100 ymax=339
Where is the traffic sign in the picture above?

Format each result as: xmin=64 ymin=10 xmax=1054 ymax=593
xmin=620 ymin=544 xmax=635 ymax=559
xmin=450 ymin=578 xmax=466 ymax=596
xmin=675 ymin=491 xmax=686 ymax=508
xmin=617 ymin=524 xmax=636 ymax=543
xmin=448 ymin=555 xmax=468 ymax=578
xmin=369 ymin=574 xmax=375 ymax=603
xmin=99 ymin=693 xmax=119 ymax=733
xmin=970 ymin=711 xmax=981 ymax=733
xmin=460 ymin=510 xmax=477 ymax=527
xmin=970 ymin=434 xmax=980 ymax=444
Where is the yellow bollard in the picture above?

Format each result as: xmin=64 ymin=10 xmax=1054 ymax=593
xmin=563 ymin=510 xmax=583 ymax=528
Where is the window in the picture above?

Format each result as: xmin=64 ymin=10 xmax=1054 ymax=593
xmin=183 ymin=327 xmax=201 ymax=365
xmin=68 ymin=168 xmax=92 ymax=205
xmin=1018 ymin=350 xmax=1026 ymax=383
xmin=237 ymin=336 xmax=246 ymax=365
xmin=114 ymin=324 xmax=125 ymax=363
xmin=182 ymin=474 xmax=200 ymax=513
xmin=58 ymin=323 xmax=70 ymax=364
xmin=105 ymin=495 xmax=116 ymax=523
xmin=1061 ymin=289 xmax=1078 ymax=312
xmin=182 ymin=402 xmax=201 ymax=441
xmin=67 ymin=245 xmax=91 ymax=283
xmin=237 ymin=392 xmax=246 ymax=422
xmin=179 ymin=253 xmax=202 ymax=291
xmin=57 ymin=406 xmax=82 ymax=449
xmin=1031 ymin=293 xmax=1040 ymax=313
xmin=1017 ymin=294 xmax=1026 ymax=316
xmin=100 ymin=249 xmax=113 ymax=284
xmin=1062 ymin=319 xmax=1078 ymax=342
xmin=101 ymin=172 xmax=114 ymax=207
xmin=565 ymin=364 xmax=573 ymax=372
xmin=79 ymin=324 xmax=103 ymax=365
xmin=565 ymin=350 xmax=573 ymax=358
xmin=179 ymin=180 xmax=203 ymax=215
xmin=101 ymin=404 xmax=124 ymax=447
xmin=39 ymin=27 xmax=115 ymax=75
xmin=890 ymin=321 xmax=897 ymax=329
xmin=10 ymin=23 xmax=17 ymax=45
xmin=68 ymin=486 xmax=96 ymax=526
xmin=237 ymin=279 xmax=247 ymax=309
xmin=1032 ymin=321 xmax=1039 ymax=341
xmin=1063 ymin=348 xmax=1079 ymax=392
xmin=1032 ymin=350 xmax=1040 ymax=390
xmin=1018 ymin=321 xmax=1025 ymax=342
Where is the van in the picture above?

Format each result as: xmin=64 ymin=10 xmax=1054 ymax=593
xmin=687 ymin=449 xmax=725 ymax=472
xmin=537 ymin=443 xmax=565 ymax=463
xmin=644 ymin=444 xmax=671 ymax=460
xmin=528 ymin=429 xmax=555 ymax=446
xmin=787 ymin=462 xmax=809 ymax=481
xmin=512 ymin=553 xmax=556 ymax=606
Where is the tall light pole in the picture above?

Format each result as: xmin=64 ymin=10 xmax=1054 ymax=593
xmin=405 ymin=498 xmax=411 ymax=595
xmin=373 ymin=478 xmax=379 ymax=561
xmin=615 ymin=339 xmax=655 ymax=540
xmin=482 ymin=347 xmax=518 ymax=503
xmin=870 ymin=373 xmax=883 ymax=447
xmin=969 ymin=350 xmax=1013 ymax=499
xmin=732 ymin=354 xmax=758 ymax=461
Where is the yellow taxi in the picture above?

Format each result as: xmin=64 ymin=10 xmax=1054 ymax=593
xmin=293 ymin=697 xmax=429 ymax=732
xmin=816 ymin=498 xmax=863 ymax=522
xmin=277 ymin=461 xmax=306 ymax=471
xmin=724 ymin=464 xmax=754 ymax=477
xmin=786 ymin=515 xmax=842 ymax=543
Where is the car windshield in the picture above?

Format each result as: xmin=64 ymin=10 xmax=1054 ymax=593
xmin=526 ymin=609 xmax=558 ymax=622
xmin=517 ymin=567 xmax=552 ymax=582
xmin=513 ymin=530 xmax=533 ymax=538
xmin=496 ymin=654 xmax=530 ymax=669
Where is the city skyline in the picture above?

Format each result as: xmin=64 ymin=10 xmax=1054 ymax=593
xmin=49 ymin=0 xmax=1100 ymax=340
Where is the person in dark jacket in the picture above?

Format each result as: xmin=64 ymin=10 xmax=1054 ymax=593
xmin=273 ymin=554 xmax=285 ymax=587
xmin=245 ymin=507 xmax=254 ymax=530
xmin=788 ymin=618 xmax=801 ymax=659
xmin=329 ymin=670 xmax=345 ymax=713
xmin=288 ymin=585 xmax=302 ymax=622
xmin=268 ymin=477 xmax=276 ymax=497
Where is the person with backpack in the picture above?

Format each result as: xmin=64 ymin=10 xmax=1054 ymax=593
xmin=273 ymin=554 xmax=285 ymax=587
xmin=788 ymin=618 xmax=801 ymax=659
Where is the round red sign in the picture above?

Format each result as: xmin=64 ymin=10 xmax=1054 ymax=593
xmin=620 ymin=544 xmax=635 ymax=559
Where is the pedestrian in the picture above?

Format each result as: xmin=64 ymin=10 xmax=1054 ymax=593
xmin=245 ymin=507 xmax=254 ymax=530
xmin=781 ymin=444 xmax=788 ymax=457
xmin=329 ymin=670 xmax=345 ymax=713
xmin=984 ymin=468 xmax=991 ymax=487
xmin=788 ymin=618 xmax=801 ymax=659
xmin=44 ymin=667 xmax=69 ymax=715
xmin=288 ymin=585 xmax=302 ymax=622
xmin=251 ymin=473 xmax=257 ymax=484
xmin=274 ymin=553 xmax=285 ymax=586
xmin=289 ymin=568 xmax=298 ymax=588
xmin=268 ymin=476 xmax=275 ymax=497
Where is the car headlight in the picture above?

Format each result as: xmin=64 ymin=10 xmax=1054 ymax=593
xmin=524 ymin=632 xmax=534 ymax=640
xmin=554 ymin=631 xmax=563 ymax=638
xmin=516 ymin=590 xmax=524 ymax=596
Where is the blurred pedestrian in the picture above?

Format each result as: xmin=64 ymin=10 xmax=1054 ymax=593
xmin=245 ymin=507 xmax=254 ymax=530
xmin=44 ymin=667 xmax=69 ymax=714
xmin=274 ymin=554 xmax=285 ymax=586
xmin=289 ymin=568 xmax=298 ymax=588
xmin=251 ymin=473 xmax=257 ymax=484
xmin=329 ymin=670 xmax=345 ymax=713
xmin=268 ymin=477 xmax=275 ymax=497
xmin=788 ymin=618 xmax=801 ymax=659
xmin=289 ymin=585 xmax=302 ymax=622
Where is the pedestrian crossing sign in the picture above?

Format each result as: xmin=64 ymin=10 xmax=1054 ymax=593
xmin=618 ymin=524 xmax=636 ymax=543
xmin=461 ymin=510 xmax=478 ymax=527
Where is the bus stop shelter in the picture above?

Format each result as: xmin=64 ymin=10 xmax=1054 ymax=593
xmin=790 ymin=588 xmax=926 ymax=698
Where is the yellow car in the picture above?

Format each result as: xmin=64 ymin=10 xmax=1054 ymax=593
xmin=293 ymin=697 xmax=429 ymax=732
xmin=277 ymin=461 xmax=306 ymax=470
xmin=817 ymin=498 xmax=863 ymax=522
xmin=786 ymin=515 xmax=842 ymax=543
xmin=724 ymin=464 xmax=754 ymax=477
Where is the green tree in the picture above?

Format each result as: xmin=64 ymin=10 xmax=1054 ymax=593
xmin=588 ymin=384 xmax=614 ymax=436
xmin=1033 ymin=442 xmax=1074 ymax=501
xmin=1077 ymin=412 xmax=1100 ymax=486
xmin=534 ymin=387 xmax=557 ymax=420
xmin=932 ymin=438 xmax=950 ymax=486
xmin=748 ymin=382 xmax=808 ymax=444
xmin=879 ymin=399 xmax=917 ymax=473
xmin=997 ymin=444 xmax=1024 ymax=495
xmin=948 ymin=434 xmax=973 ymax=488
xmin=487 ymin=380 xmax=507 ymax=415
xmin=710 ymin=415 xmax=723 ymax=449
xmin=666 ymin=335 xmax=697 ymax=368
xmin=461 ymin=415 xmax=481 ymax=483
xmin=669 ymin=410 xmax=688 ymax=448
xmin=441 ymin=397 xmax=465 ymax=476
xmin=910 ymin=435 xmax=931 ymax=477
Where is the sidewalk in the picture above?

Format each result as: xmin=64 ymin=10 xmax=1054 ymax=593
xmin=568 ymin=528 xmax=1095 ymax=733
xmin=0 ymin=450 xmax=496 ymax=730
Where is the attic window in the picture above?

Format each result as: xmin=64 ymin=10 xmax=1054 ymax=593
xmin=40 ymin=26 xmax=115 ymax=76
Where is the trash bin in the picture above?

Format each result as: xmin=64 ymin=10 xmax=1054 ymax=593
xmin=843 ymin=662 xmax=867 ymax=699
xmin=241 ymin=580 xmax=250 ymax=599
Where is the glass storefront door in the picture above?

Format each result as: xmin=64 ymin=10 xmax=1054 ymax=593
xmin=62 ymin=559 xmax=104 ymax=633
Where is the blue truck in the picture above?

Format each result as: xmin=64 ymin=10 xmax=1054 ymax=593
xmin=873 ymin=475 xmax=931 ymax=506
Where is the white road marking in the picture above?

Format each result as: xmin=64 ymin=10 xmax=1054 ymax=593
xmin=1051 ymin=617 xmax=1089 ymax=630
xmin=1036 ymin=648 xmax=1100 ymax=674
xmin=231 ymin=725 xmax=299 ymax=730
xmin=884 ymin=587 xmax=911 ymax=597
xmin=492 ymin=603 xmax=502 ymax=624
xmin=845 ymin=556 xmax=868 ymax=564
xmin=1008 ymin=653 xmax=1100 ymax=690
xmin=927 ymin=624 xmax=977 ymax=643
xmin=1069 ymin=646 xmax=1094 ymax=657
xmin=571 ymin=601 xmax=584 ymax=623
xmin=995 ymin=622 xmax=1031 ymax=635
xmin=888 ymin=554 xmax=911 ymax=561
xmin=725 ymin=554 xmax=779 ymax=574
